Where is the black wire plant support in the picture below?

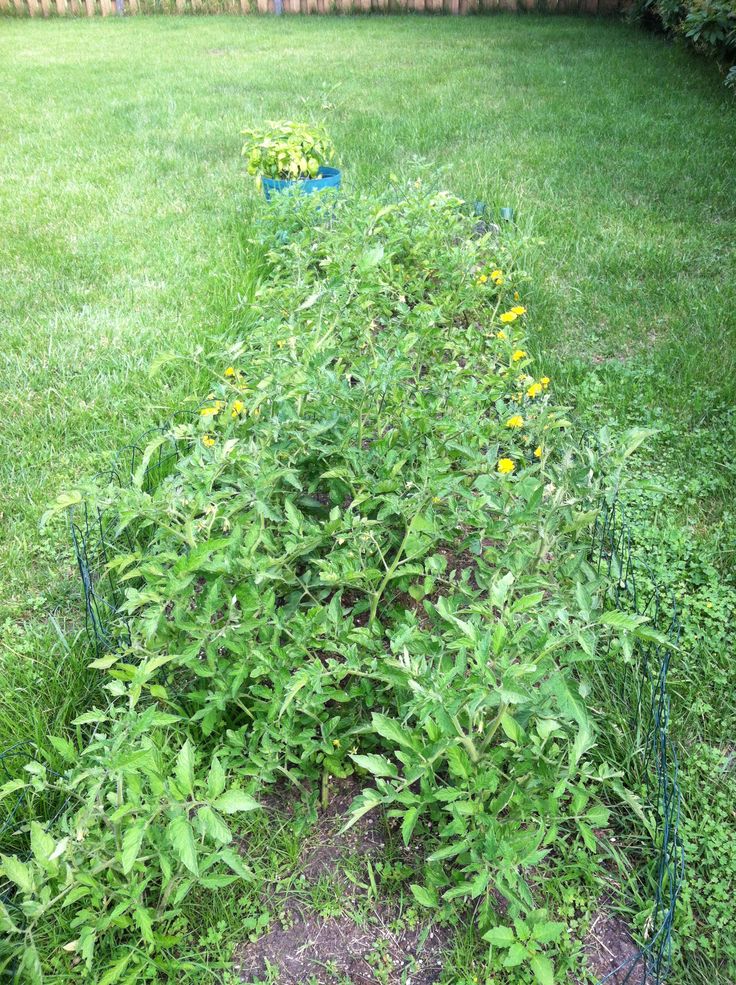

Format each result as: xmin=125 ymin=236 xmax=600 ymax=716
xmin=591 ymin=499 xmax=684 ymax=984
xmin=0 ymin=432 xmax=683 ymax=985
xmin=69 ymin=420 xmax=186 ymax=653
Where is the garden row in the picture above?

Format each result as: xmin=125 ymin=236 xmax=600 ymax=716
xmin=1 ymin=179 xmax=667 ymax=982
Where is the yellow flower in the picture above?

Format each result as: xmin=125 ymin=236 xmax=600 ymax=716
xmin=496 ymin=330 xmax=507 ymax=340
xmin=527 ymin=382 xmax=543 ymax=399
xmin=541 ymin=376 xmax=550 ymax=388
xmin=202 ymin=434 xmax=215 ymax=448
xmin=506 ymin=415 xmax=524 ymax=428
xmin=477 ymin=273 xmax=488 ymax=284
xmin=498 ymin=458 xmax=515 ymax=474
xmin=277 ymin=339 xmax=287 ymax=349
xmin=514 ymin=291 xmax=520 ymax=301
xmin=512 ymin=349 xmax=527 ymax=362
xmin=224 ymin=366 xmax=236 ymax=377
xmin=231 ymin=400 xmax=245 ymax=418
xmin=432 ymin=496 xmax=442 ymax=504
xmin=500 ymin=311 xmax=517 ymax=324
xmin=200 ymin=400 xmax=224 ymax=417
xmin=534 ymin=445 xmax=542 ymax=458
xmin=491 ymin=269 xmax=503 ymax=281
xmin=511 ymin=306 xmax=526 ymax=316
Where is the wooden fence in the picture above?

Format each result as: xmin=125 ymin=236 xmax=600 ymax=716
xmin=0 ymin=0 xmax=624 ymax=16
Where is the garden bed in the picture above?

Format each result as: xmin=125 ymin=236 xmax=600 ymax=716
xmin=2 ymin=179 xmax=681 ymax=984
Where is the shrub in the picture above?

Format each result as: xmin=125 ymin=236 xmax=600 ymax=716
xmin=241 ymin=120 xmax=336 ymax=182
xmin=632 ymin=0 xmax=736 ymax=80
xmin=3 ymin=178 xmax=661 ymax=981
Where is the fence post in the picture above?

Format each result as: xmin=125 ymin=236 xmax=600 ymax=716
xmin=56 ymin=0 xmax=68 ymax=12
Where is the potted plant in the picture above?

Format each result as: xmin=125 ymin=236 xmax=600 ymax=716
xmin=242 ymin=121 xmax=341 ymax=201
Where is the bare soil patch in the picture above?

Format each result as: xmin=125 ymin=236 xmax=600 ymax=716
xmin=235 ymin=778 xmax=451 ymax=983
xmin=580 ymin=909 xmax=645 ymax=985
xmin=299 ymin=777 xmax=386 ymax=883
xmin=233 ymin=910 xmax=448 ymax=984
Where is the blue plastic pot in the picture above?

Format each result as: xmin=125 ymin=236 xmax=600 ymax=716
xmin=261 ymin=166 xmax=342 ymax=202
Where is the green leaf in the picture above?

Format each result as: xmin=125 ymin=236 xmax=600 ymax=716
xmin=530 ymin=953 xmax=555 ymax=985
xmin=19 ymin=942 xmax=43 ymax=984
xmin=510 ymin=591 xmax=545 ymax=614
xmin=121 ymin=822 xmax=146 ymax=875
xmin=48 ymin=735 xmax=76 ymax=763
xmin=578 ymin=820 xmax=597 ymax=852
xmin=278 ymin=672 xmax=309 ymax=719
xmin=532 ymin=921 xmax=565 ymax=945
xmin=357 ymin=243 xmax=385 ymax=271
xmin=410 ymin=884 xmax=438 ymax=908
xmin=198 ymin=806 xmax=233 ymax=845
xmin=371 ymin=712 xmax=415 ymax=750
xmin=350 ymin=753 xmax=399 ymax=778
xmin=427 ymin=839 xmax=469 ymax=862
xmin=40 ymin=490 xmax=82 ymax=531
xmin=213 ymin=789 xmax=260 ymax=814
xmin=500 ymin=712 xmax=523 ymax=743
xmin=0 ymin=898 xmax=18 ymax=933
xmin=206 ymin=756 xmax=226 ymax=800
xmin=585 ymin=804 xmax=611 ymax=827
xmin=30 ymin=822 xmax=56 ymax=868
xmin=98 ymin=952 xmax=132 ymax=985
xmin=174 ymin=739 xmax=195 ymax=798
xmin=503 ymin=941 xmax=530 ymax=967
xmin=88 ymin=654 xmax=121 ymax=670
xmin=598 ymin=611 xmax=646 ymax=631
xmin=1 ymin=854 xmax=33 ymax=894
xmin=133 ymin=435 xmax=170 ymax=490
xmin=401 ymin=806 xmax=420 ymax=846
xmin=483 ymin=925 xmax=516 ymax=947
xmin=571 ymin=718 xmax=595 ymax=768
xmin=168 ymin=815 xmax=199 ymax=876
xmin=620 ymin=427 xmax=656 ymax=460
xmin=0 ymin=778 xmax=25 ymax=802
xmin=71 ymin=710 xmax=108 ymax=726
xmin=490 ymin=571 xmax=515 ymax=608
xmin=218 ymin=847 xmax=254 ymax=880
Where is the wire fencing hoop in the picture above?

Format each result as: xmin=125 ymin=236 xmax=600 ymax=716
xmin=591 ymin=499 xmax=684 ymax=983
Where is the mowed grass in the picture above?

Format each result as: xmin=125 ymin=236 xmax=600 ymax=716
xmin=0 ymin=14 xmax=734 ymax=982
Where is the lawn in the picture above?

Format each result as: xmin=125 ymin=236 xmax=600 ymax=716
xmin=0 ymin=13 xmax=735 ymax=984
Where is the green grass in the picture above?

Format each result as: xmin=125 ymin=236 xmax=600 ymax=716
xmin=0 ymin=13 xmax=734 ymax=983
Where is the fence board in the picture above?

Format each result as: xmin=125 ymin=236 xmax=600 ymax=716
xmin=1 ymin=0 xmax=626 ymax=16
